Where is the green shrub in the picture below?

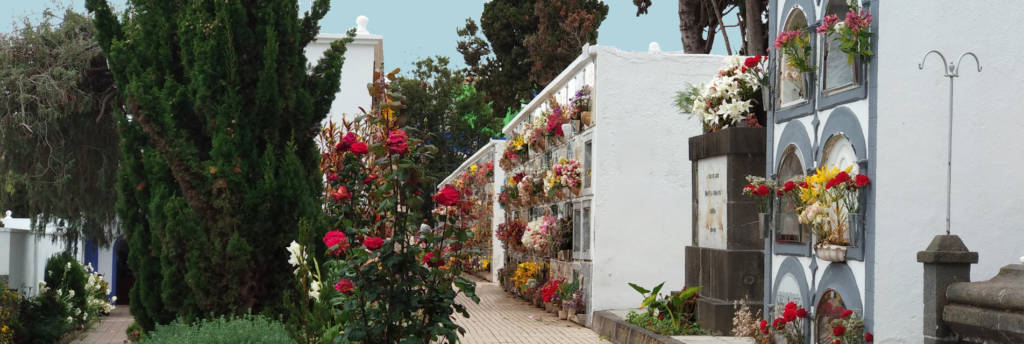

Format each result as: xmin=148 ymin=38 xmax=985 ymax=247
xmin=139 ymin=315 xmax=295 ymax=344
xmin=626 ymin=310 xmax=705 ymax=336
xmin=43 ymin=252 xmax=88 ymax=313
xmin=14 ymin=296 xmax=73 ymax=344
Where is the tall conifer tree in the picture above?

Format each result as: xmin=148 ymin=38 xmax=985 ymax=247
xmin=86 ymin=0 xmax=350 ymax=328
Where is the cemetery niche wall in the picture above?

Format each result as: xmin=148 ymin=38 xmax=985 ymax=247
xmin=443 ymin=45 xmax=724 ymax=326
xmin=438 ymin=140 xmax=506 ymax=282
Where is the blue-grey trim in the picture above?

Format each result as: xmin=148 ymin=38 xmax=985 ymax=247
xmin=763 ymin=0 xmax=778 ymax=319
xmin=774 ymin=121 xmax=813 ymax=256
xmin=815 ymin=0 xmax=869 ymax=110
xmin=772 ymin=256 xmax=812 ymax=307
xmin=773 ymin=0 xmax=818 ymax=123
xmin=775 ymin=121 xmax=814 ymax=169
xmin=864 ymin=0 xmax=877 ymax=334
xmin=110 ymin=237 xmax=122 ymax=299
xmin=817 ymin=106 xmax=867 ymax=161
xmin=815 ymin=263 xmax=863 ymax=313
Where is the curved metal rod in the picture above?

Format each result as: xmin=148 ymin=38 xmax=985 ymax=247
xmin=954 ymin=52 xmax=982 ymax=75
xmin=918 ymin=50 xmax=950 ymax=75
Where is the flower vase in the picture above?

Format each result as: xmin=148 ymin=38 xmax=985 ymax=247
xmin=758 ymin=213 xmax=771 ymax=239
xmin=816 ymin=244 xmax=848 ymax=262
xmin=545 ymin=302 xmax=554 ymax=312
xmin=571 ymin=119 xmax=582 ymax=133
xmin=581 ymin=111 xmax=593 ymax=127
xmin=570 ymin=185 xmax=581 ymax=197
xmin=802 ymin=71 xmax=815 ymax=99
xmin=558 ymin=309 xmax=568 ymax=320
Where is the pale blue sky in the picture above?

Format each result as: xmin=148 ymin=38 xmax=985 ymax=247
xmin=1 ymin=0 xmax=736 ymax=73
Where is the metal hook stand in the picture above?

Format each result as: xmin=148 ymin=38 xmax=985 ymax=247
xmin=918 ymin=50 xmax=982 ymax=235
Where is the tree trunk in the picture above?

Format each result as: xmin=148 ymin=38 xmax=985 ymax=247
xmin=678 ymin=0 xmax=711 ymax=53
xmin=744 ymin=0 xmax=768 ymax=55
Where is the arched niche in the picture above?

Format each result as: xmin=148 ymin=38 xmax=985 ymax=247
xmin=773 ymin=0 xmax=818 ymax=122
xmin=816 ymin=107 xmax=867 ymax=164
xmin=772 ymin=256 xmax=811 ymax=309
xmin=775 ymin=120 xmax=814 ymax=173
xmin=814 ymin=263 xmax=863 ymax=343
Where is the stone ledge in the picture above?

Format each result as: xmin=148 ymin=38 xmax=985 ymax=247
xmin=593 ymin=309 xmax=754 ymax=344
xmin=943 ymin=303 xmax=1024 ymax=343
xmin=688 ymin=127 xmax=766 ymax=161
xmin=946 ymin=264 xmax=1024 ymax=312
xmin=916 ymin=235 xmax=979 ymax=264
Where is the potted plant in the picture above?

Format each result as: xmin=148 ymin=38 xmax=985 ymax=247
xmin=785 ymin=166 xmax=871 ymax=262
xmin=826 ymin=307 xmax=874 ymax=344
xmin=773 ymin=28 xmax=814 ymax=99
xmin=742 ymin=175 xmax=776 ymax=238
xmin=571 ymin=85 xmax=592 ymax=128
xmin=816 ymin=1 xmax=874 ymax=66
xmin=676 ymin=56 xmax=769 ymax=133
xmin=557 ymin=278 xmax=579 ymax=320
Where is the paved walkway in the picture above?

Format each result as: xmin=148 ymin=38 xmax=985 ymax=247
xmin=453 ymin=279 xmax=607 ymax=344
xmin=74 ymin=306 xmax=132 ymax=344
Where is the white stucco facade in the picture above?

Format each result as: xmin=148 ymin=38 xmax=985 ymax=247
xmin=768 ymin=1 xmax=1024 ymax=343
xmin=303 ymin=16 xmax=383 ymax=127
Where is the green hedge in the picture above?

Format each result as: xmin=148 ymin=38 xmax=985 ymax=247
xmin=139 ymin=315 xmax=295 ymax=344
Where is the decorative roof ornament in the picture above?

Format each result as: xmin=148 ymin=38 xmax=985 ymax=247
xmin=356 ymin=15 xmax=370 ymax=35
xmin=648 ymin=42 xmax=661 ymax=53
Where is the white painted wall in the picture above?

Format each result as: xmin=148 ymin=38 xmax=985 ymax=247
xmin=589 ymin=48 xmax=725 ymax=314
xmin=489 ymin=141 xmax=507 ymax=282
xmin=874 ymin=1 xmax=1024 ymax=342
xmin=303 ymin=16 xmax=383 ymax=128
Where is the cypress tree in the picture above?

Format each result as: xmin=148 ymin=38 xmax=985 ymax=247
xmin=86 ymin=0 xmax=350 ymax=327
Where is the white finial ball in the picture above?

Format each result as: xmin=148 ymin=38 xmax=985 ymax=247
xmin=356 ymin=16 xmax=369 ymax=34
xmin=648 ymin=42 xmax=661 ymax=53
xmin=1019 ymin=256 xmax=1024 ymax=264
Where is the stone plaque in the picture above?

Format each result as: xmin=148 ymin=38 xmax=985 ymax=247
xmin=696 ymin=155 xmax=728 ymax=250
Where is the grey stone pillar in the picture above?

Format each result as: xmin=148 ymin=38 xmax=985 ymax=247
xmin=916 ymin=235 xmax=977 ymax=344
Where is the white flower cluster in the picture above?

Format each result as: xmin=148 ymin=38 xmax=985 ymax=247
xmin=690 ymin=57 xmax=764 ymax=129
xmin=285 ymin=241 xmax=322 ymax=300
xmin=521 ymin=216 xmax=556 ymax=251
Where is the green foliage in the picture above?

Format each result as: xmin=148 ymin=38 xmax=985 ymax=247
xmin=86 ymin=0 xmax=351 ymax=329
xmin=0 ymin=8 xmax=118 ymax=245
xmin=627 ymin=282 xmax=703 ymax=336
xmin=44 ymin=253 xmax=88 ymax=313
xmin=287 ymin=72 xmax=478 ymax=343
xmin=458 ymin=1 xmax=538 ymax=123
xmin=626 ymin=310 xmax=705 ymax=336
xmin=523 ymin=0 xmax=609 ymax=84
xmin=139 ymin=315 xmax=295 ymax=344
xmin=392 ymin=57 xmax=502 ymax=190
xmin=13 ymin=297 xmax=73 ymax=344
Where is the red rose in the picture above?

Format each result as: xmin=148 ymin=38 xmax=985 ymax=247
xmin=834 ymin=171 xmax=851 ymax=184
xmin=777 ymin=190 xmax=783 ymax=196
xmin=825 ymin=178 xmax=838 ymax=189
xmin=423 ymin=252 xmax=444 ymax=267
xmin=783 ymin=309 xmax=797 ymax=322
xmin=743 ymin=184 xmax=755 ymax=193
xmin=744 ymin=56 xmax=760 ymax=68
xmin=854 ymin=174 xmax=871 ymax=187
xmin=336 ymin=132 xmax=357 ymax=152
xmin=832 ymin=324 xmax=846 ymax=336
xmin=759 ymin=320 xmax=768 ymax=334
xmin=773 ymin=317 xmax=786 ymax=330
xmin=363 ymin=174 xmax=378 ymax=184
xmin=755 ymin=185 xmax=771 ymax=197
xmin=783 ymin=181 xmax=796 ymax=192
xmin=323 ymin=230 xmax=349 ymax=256
xmin=327 ymin=173 xmax=338 ymax=183
xmin=363 ymin=237 xmax=384 ymax=251
xmin=331 ymin=186 xmax=351 ymax=202
xmin=865 ymin=332 xmax=873 ymax=342
xmin=334 ymin=278 xmax=354 ymax=295
xmin=796 ymin=308 xmax=808 ymax=318
xmin=799 ymin=181 xmax=809 ymax=188
xmin=785 ymin=301 xmax=797 ymax=311
xmin=350 ymin=142 xmax=369 ymax=155
xmin=433 ymin=185 xmax=461 ymax=206
xmin=386 ymin=129 xmax=410 ymax=154
xmin=841 ymin=309 xmax=853 ymax=318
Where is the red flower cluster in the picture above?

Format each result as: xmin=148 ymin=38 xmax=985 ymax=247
xmin=331 ymin=185 xmax=352 ymax=202
xmin=335 ymin=132 xmax=357 ymax=152
xmin=825 ymin=171 xmax=871 ymax=190
xmin=363 ymin=236 xmax=384 ymax=251
xmin=540 ymin=279 xmax=562 ymax=303
xmin=764 ymin=301 xmax=808 ymax=335
xmin=386 ymin=129 xmax=409 ymax=154
xmin=744 ymin=184 xmax=772 ymax=197
xmin=334 ymin=278 xmax=354 ymax=295
xmin=433 ymin=185 xmax=460 ymax=206
xmin=423 ymin=252 xmax=444 ymax=267
xmin=323 ymin=230 xmax=349 ymax=256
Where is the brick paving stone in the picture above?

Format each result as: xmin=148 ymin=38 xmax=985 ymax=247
xmin=452 ymin=280 xmax=607 ymax=344
xmin=74 ymin=306 xmax=132 ymax=344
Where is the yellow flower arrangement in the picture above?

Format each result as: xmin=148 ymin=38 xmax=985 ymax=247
xmin=470 ymin=164 xmax=478 ymax=173
xmin=511 ymin=135 xmax=526 ymax=151
xmin=511 ymin=262 xmax=545 ymax=289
